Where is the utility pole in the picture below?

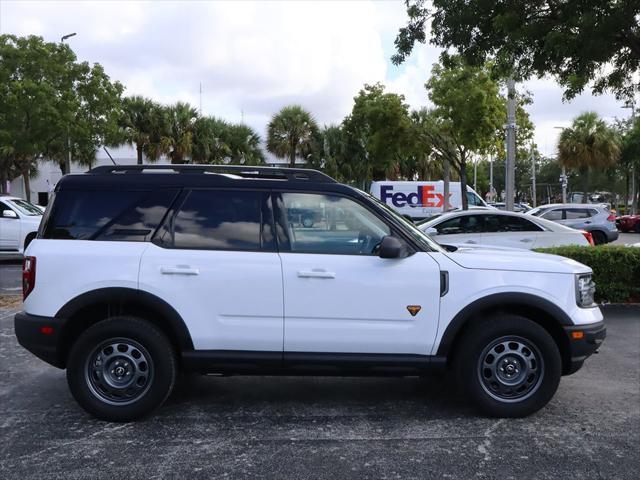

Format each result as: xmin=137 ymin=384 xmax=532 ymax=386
xmin=530 ymin=144 xmax=537 ymax=207
xmin=623 ymin=102 xmax=637 ymax=215
xmin=505 ymin=78 xmax=516 ymax=211
xmin=489 ymin=154 xmax=494 ymax=202
xmin=473 ymin=157 xmax=477 ymax=192
xmin=61 ymin=32 xmax=77 ymax=175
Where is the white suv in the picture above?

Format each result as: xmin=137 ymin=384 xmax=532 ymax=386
xmin=15 ymin=165 xmax=606 ymax=421
xmin=0 ymin=196 xmax=43 ymax=253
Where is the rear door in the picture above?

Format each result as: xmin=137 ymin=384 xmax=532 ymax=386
xmin=481 ymin=214 xmax=542 ymax=249
xmin=139 ymin=189 xmax=284 ymax=351
xmin=276 ymin=191 xmax=441 ymax=355
xmin=558 ymin=208 xmax=592 ymax=229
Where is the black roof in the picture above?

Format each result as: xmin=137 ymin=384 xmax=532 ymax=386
xmin=57 ymin=164 xmax=356 ymax=194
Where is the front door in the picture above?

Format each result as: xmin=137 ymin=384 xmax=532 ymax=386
xmin=139 ymin=189 xmax=283 ymax=351
xmin=276 ymin=192 xmax=441 ymax=355
xmin=480 ymin=214 xmax=542 ymax=249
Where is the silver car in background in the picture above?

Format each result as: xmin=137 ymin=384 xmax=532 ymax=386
xmin=526 ymin=203 xmax=618 ymax=245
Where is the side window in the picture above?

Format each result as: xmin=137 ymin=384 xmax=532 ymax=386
xmin=435 ymin=215 xmax=483 ymax=234
xmin=466 ymin=192 xmax=483 ymax=206
xmin=278 ymin=192 xmax=390 ymax=255
xmin=565 ymin=208 xmax=590 ymax=219
xmin=166 ymin=190 xmax=273 ymax=251
xmin=496 ymin=215 xmax=542 ymax=232
xmin=541 ymin=209 xmax=563 ymax=221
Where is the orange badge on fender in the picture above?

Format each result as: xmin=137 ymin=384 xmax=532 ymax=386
xmin=407 ymin=305 xmax=421 ymax=316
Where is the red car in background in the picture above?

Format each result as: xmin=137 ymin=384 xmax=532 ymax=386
xmin=617 ymin=214 xmax=640 ymax=233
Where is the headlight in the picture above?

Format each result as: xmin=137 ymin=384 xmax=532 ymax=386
xmin=575 ymin=273 xmax=596 ymax=307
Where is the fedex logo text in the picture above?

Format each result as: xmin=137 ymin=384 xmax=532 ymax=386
xmin=380 ymin=185 xmax=451 ymax=209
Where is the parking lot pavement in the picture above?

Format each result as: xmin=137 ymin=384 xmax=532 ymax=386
xmin=612 ymin=232 xmax=639 ymax=245
xmin=0 ymin=306 xmax=638 ymax=479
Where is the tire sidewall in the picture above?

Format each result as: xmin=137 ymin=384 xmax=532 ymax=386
xmin=67 ymin=316 xmax=176 ymax=422
xmin=457 ymin=315 xmax=562 ymax=418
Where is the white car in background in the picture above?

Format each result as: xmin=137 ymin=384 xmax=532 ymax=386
xmin=418 ymin=210 xmax=592 ymax=249
xmin=0 ymin=196 xmax=43 ymax=253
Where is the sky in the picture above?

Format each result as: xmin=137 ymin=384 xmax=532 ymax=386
xmin=1 ymin=0 xmax=636 ymax=159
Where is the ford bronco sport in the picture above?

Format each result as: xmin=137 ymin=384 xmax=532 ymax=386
xmin=15 ymin=165 xmax=606 ymax=421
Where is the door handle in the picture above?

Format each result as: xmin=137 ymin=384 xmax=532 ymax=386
xmin=584 ymin=221 xmax=591 ymax=224
xmin=465 ymin=240 xmax=477 ymax=244
xmin=297 ymin=269 xmax=336 ymax=279
xmin=519 ymin=238 xmax=534 ymax=243
xmin=160 ymin=266 xmax=199 ymax=275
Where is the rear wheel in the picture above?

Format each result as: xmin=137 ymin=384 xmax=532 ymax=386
xmin=455 ymin=314 xmax=561 ymax=417
xmin=591 ymin=230 xmax=606 ymax=245
xmin=67 ymin=316 xmax=177 ymax=422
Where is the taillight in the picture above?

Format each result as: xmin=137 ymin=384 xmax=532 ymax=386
xmin=23 ymin=256 xmax=36 ymax=300
xmin=581 ymin=231 xmax=594 ymax=246
xmin=607 ymin=213 xmax=616 ymax=222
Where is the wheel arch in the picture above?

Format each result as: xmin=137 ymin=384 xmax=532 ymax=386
xmin=438 ymin=293 xmax=573 ymax=374
xmin=55 ymin=287 xmax=194 ymax=368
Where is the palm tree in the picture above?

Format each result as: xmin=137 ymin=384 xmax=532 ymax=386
xmin=192 ymin=116 xmax=231 ymax=163
xmin=119 ymin=96 xmax=165 ymax=164
xmin=557 ymin=112 xmax=621 ymax=195
xmin=163 ymin=102 xmax=198 ymax=164
xmin=266 ymin=105 xmax=318 ymax=167
xmin=225 ymin=124 xmax=265 ymax=165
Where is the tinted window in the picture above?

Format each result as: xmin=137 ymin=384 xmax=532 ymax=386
xmin=466 ymin=192 xmax=484 ymax=206
xmin=168 ymin=190 xmax=271 ymax=250
xmin=485 ymin=215 xmax=543 ymax=232
xmin=0 ymin=201 xmax=13 ymax=215
xmin=279 ymin=193 xmax=390 ymax=255
xmin=565 ymin=208 xmax=590 ymax=219
xmin=10 ymin=199 xmax=42 ymax=216
xmin=435 ymin=215 xmax=483 ymax=235
xmin=42 ymin=190 xmax=176 ymax=241
xmin=541 ymin=209 xmax=563 ymax=221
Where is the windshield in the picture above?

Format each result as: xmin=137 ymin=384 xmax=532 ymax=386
xmin=8 ymin=199 xmax=43 ymax=216
xmin=359 ymin=189 xmax=446 ymax=253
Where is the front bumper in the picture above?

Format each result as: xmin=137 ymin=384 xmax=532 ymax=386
xmin=14 ymin=312 xmax=66 ymax=368
xmin=562 ymin=320 xmax=606 ymax=375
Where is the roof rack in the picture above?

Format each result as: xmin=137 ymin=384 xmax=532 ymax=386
xmin=87 ymin=164 xmax=336 ymax=183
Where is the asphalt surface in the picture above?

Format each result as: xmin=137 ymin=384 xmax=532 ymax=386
xmin=0 ymin=305 xmax=638 ymax=479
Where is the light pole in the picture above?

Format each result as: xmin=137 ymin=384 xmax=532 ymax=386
xmin=554 ymin=126 xmax=567 ymax=203
xmin=505 ymin=78 xmax=517 ymax=211
xmin=530 ymin=144 xmax=537 ymax=207
xmin=489 ymin=154 xmax=494 ymax=201
xmin=622 ymin=102 xmax=637 ymax=215
xmin=61 ymin=33 xmax=77 ymax=175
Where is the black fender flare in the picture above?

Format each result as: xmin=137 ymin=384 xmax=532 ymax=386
xmin=436 ymin=292 xmax=573 ymax=357
xmin=55 ymin=287 xmax=194 ymax=351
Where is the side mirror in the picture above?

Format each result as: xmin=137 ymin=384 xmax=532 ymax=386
xmin=378 ymin=235 xmax=404 ymax=259
xmin=423 ymin=227 xmax=438 ymax=236
xmin=2 ymin=210 xmax=18 ymax=219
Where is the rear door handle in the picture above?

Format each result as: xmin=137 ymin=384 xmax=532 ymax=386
xmin=465 ymin=240 xmax=477 ymax=244
xmin=297 ymin=269 xmax=336 ymax=279
xmin=160 ymin=266 xmax=200 ymax=275
xmin=519 ymin=238 xmax=534 ymax=243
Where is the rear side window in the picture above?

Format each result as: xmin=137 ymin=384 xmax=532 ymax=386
xmin=42 ymin=189 xmax=177 ymax=241
xmin=541 ymin=209 xmax=563 ymax=221
xmin=159 ymin=190 xmax=274 ymax=251
xmin=565 ymin=208 xmax=591 ymax=219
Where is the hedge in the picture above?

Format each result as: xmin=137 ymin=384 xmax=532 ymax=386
xmin=535 ymin=246 xmax=640 ymax=303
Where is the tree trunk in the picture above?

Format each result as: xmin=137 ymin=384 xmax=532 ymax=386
xmin=137 ymin=144 xmax=144 ymax=165
xmin=0 ymin=167 xmax=7 ymax=194
xmin=21 ymin=167 xmax=31 ymax=202
xmin=442 ymin=158 xmax=450 ymax=213
xmin=289 ymin=139 xmax=296 ymax=168
xmin=459 ymin=155 xmax=468 ymax=210
xmin=580 ymin=166 xmax=589 ymax=200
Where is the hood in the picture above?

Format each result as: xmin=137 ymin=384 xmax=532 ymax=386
xmin=444 ymin=246 xmax=591 ymax=274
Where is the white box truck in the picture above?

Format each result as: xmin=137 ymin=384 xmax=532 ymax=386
xmin=370 ymin=181 xmax=489 ymax=219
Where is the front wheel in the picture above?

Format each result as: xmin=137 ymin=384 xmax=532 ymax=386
xmin=67 ymin=316 xmax=177 ymax=422
xmin=455 ymin=315 xmax=561 ymax=417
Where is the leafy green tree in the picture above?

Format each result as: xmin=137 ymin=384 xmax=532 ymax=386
xmin=557 ymin=112 xmax=621 ymax=195
xmin=394 ymin=0 xmax=640 ymax=100
xmin=192 ymin=116 xmax=232 ymax=163
xmin=426 ymin=57 xmax=504 ymax=209
xmin=618 ymin=115 xmax=640 ymax=212
xmin=224 ymin=124 xmax=265 ymax=165
xmin=117 ymin=96 xmax=166 ymax=164
xmin=341 ymin=83 xmax=414 ymax=183
xmin=163 ymin=102 xmax=198 ymax=164
xmin=267 ymin=105 xmax=318 ymax=168
xmin=0 ymin=34 xmax=123 ymax=199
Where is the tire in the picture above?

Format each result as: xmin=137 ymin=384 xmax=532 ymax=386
xmin=455 ymin=314 xmax=561 ymax=418
xmin=591 ymin=230 xmax=606 ymax=245
xmin=66 ymin=316 xmax=177 ymax=422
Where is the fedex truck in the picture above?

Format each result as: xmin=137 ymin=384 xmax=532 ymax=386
xmin=370 ymin=181 xmax=488 ymax=219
